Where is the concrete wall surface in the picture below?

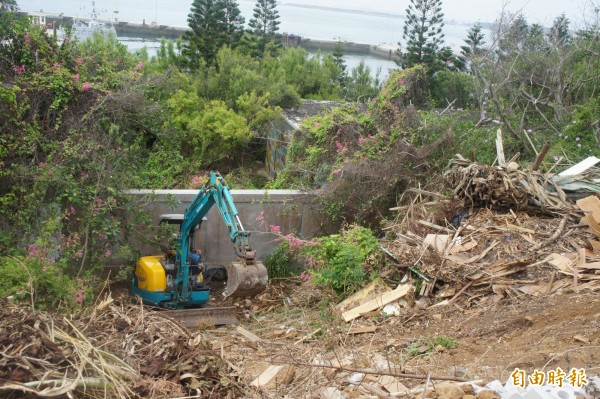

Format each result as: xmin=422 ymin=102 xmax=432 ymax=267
xmin=127 ymin=189 xmax=320 ymax=266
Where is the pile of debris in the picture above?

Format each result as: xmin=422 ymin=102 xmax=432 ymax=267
xmin=0 ymin=297 xmax=247 ymax=398
xmin=381 ymin=150 xmax=600 ymax=311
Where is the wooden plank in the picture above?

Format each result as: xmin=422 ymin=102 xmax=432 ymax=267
xmin=577 ymin=196 xmax=600 ymax=222
xmin=294 ymin=327 xmax=321 ymax=345
xmin=347 ymin=326 xmax=378 ymax=335
xmin=445 ymin=241 xmax=499 ymax=265
xmin=590 ymin=240 xmax=600 ymax=255
xmin=560 ymin=156 xmax=600 ymax=176
xmin=582 ymin=262 xmax=600 ymax=270
xmin=236 ymin=326 xmax=261 ymax=342
xmin=496 ymin=128 xmax=506 ymax=166
xmin=342 ymin=285 xmax=413 ymax=322
xmin=250 ymin=364 xmax=295 ymax=388
xmin=585 ymin=214 xmax=600 ymax=238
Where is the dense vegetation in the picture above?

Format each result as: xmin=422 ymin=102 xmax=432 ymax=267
xmin=0 ymin=0 xmax=598 ymax=304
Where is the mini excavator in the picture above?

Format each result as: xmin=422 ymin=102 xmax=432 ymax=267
xmin=131 ymin=172 xmax=268 ymax=325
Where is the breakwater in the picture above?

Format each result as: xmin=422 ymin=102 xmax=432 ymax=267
xmin=21 ymin=11 xmax=397 ymax=60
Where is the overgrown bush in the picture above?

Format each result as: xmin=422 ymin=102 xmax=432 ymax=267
xmin=302 ymin=225 xmax=382 ymax=297
xmin=264 ymin=241 xmax=295 ymax=278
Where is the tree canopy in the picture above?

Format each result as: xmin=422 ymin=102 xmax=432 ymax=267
xmin=183 ymin=0 xmax=245 ymax=67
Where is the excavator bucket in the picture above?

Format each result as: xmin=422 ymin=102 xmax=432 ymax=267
xmin=224 ymin=261 xmax=268 ymax=297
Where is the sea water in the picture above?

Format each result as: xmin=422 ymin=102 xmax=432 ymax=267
xmin=17 ymin=0 xmax=481 ymax=77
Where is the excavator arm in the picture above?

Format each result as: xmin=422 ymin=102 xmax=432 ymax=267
xmin=175 ymin=172 xmax=267 ymax=302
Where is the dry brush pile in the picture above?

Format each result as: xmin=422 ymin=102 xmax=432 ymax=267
xmin=0 ymin=297 xmax=248 ymax=398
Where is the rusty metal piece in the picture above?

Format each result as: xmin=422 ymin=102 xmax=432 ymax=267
xmin=224 ymin=261 xmax=268 ymax=298
xmin=160 ymin=306 xmax=238 ymax=327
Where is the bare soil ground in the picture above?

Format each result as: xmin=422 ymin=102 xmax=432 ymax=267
xmin=198 ymin=280 xmax=600 ymax=398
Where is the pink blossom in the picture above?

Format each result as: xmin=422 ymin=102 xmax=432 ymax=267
xmin=73 ymin=74 xmax=80 ymax=82
xmin=300 ymin=271 xmax=312 ymax=283
xmin=75 ymin=251 xmax=83 ymax=258
xmin=335 ymin=141 xmax=344 ymax=151
xmin=24 ymin=33 xmax=31 ymax=45
xmin=256 ymin=211 xmax=265 ymax=227
xmin=38 ymin=162 xmax=45 ymax=167
xmin=358 ymin=137 xmax=366 ymax=144
xmin=81 ymin=82 xmax=91 ymax=91
xmin=28 ymin=244 xmax=39 ymax=257
xmin=75 ymin=57 xmax=84 ymax=64
xmin=104 ymin=249 xmax=112 ymax=257
xmin=134 ymin=62 xmax=144 ymax=71
xmin=12 ymin=65 xmax=25 ymax=74
xmin=269 ymin=225 xmax=281 ymax=233
xmin=75 ymin=287 xmax=84 ymax=303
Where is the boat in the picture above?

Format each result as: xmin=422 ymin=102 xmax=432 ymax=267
xmin=72 ymin=1 xmax=117 ymax=41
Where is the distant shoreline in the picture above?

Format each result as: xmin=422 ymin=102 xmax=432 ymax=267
xmin=281 ymin=2 xmax=492 ymax=28
xmin=283 ymin=3 xmax=404 ymax=20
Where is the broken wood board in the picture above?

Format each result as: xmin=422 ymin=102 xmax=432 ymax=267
xmin=342 ymin=285 xmax=413 ymax=322
xmin=559 ymin=156 xmax=600 ymax=176
xmin=423 ymin=234 xmax=452 ymax=254
xmin=577 ymin=196 xmax=600 ymax=224
xmin=347 ymin=326 xmax=378 ymax=335
xmin=250 ymin=364 xmax=295 ymax=388
xmin=236 ymin=326 xmax=261 ymax=342
xmin=590 ymin=240 xmax=600 ymax=255
xmin=547 ymin=253 xmax=577 ymax=275
xmin=445 ymin=241 xmax=499 ymax=265
xmin=580 ymin=211 xmax=600 ymax=238
xmin=336 ymin=279 xmax=391 ymax=314
xmin=377 ymin=375 xmax=409 ymax=395
xmin=582 ymin=262 xmax=600 ymax=270
xmin=449 ymin=240 xmax=478 ymax=254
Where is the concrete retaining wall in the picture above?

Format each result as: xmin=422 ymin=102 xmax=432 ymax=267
xmin=127 ymin=190 xmax=320 ymax=267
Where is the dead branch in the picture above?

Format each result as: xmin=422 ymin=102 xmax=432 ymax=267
xmin=270 ymin=360 xmax=471 ymax=383
xmin=532 ymin=213 xmax=569 ymax=251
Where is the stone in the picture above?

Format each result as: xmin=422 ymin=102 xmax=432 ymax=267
xmin=435 ymin=382 xmax=465 ymax=399
xmin=461 ymin=384 xmax=475 ymax=395
xmin=320 ymin=387 xmax=345 ymax=399
xmin=476 ymin=390 xmax=501 ymax=399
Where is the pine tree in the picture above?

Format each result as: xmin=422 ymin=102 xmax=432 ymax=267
xmin=183 ymin=0 xmax=244 ymax=68
xmin=460 ymin=23 xmax=485 ymax=59
xmin=397 ymin=0 xmax=446 ymax=73
xmin=332 ymin=41 xmax=348 ymax=86
xmin=548 ymin=13 xmax=571 ymax=45
xmin=220 ymin=0 xmax=245 ymax=44
xmin=248 ymin=0 xmax=280 ymax=56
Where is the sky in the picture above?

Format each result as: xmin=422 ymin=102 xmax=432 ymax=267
xmin=283 ymin=0 xmax=592 ymax=26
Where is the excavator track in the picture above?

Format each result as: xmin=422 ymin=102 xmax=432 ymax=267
xmin=158 ymin=306 xmax=238 ymax=327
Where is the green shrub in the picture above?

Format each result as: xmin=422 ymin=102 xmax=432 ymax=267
xmin=430 ymin=70 xmax=474 ymax=109
xmin=303 ymin=225 xmax=381 ymax=297
xmin=0 ymin=255 xmax=81 ymax=310
xmin=265 ymin=241 xmax=295 ymax=278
